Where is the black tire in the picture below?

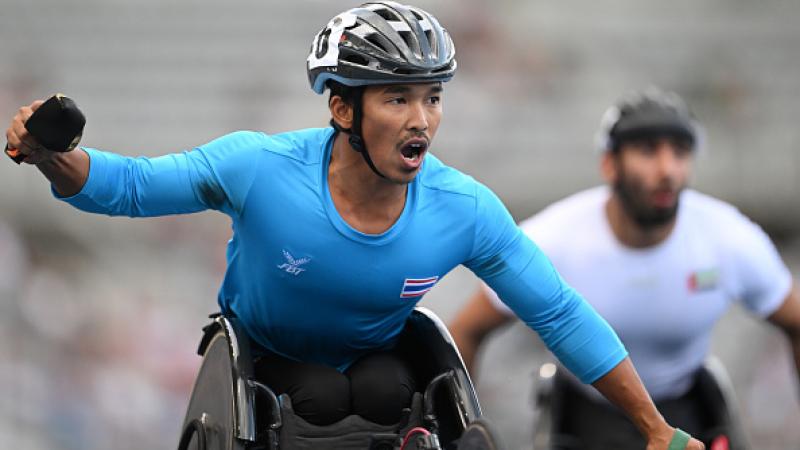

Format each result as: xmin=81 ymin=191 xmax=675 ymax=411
xmin=178 ymin=418 xmax=207 ymax=450
xmin=181 ymin=331 xmax=242 ymax=450
xmin=457 ymin=419 xmax=503 ymax=450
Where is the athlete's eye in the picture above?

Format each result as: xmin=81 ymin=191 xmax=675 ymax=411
xmin=671 ymin=138 xmax=693 ymax=157
xmin=639 ymin=139 xmax=659 ymax=155
xmin=428 ymin=96 xmax=441 ymax=105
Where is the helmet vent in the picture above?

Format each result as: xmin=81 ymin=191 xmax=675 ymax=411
xmin=374 ymin=8 xmax=397 ymax=21
xmin=365 ymin=33 xmax=392 ymax=53
xmin=411 ymin=10 xmax=424 ymax=20
xmin=343 ymin=54 xmax=370 ymax=66
xmin=424 ymin=30 xmax=434 ymax=46
xmin=398 ymin=30 xmax=414 ymax=48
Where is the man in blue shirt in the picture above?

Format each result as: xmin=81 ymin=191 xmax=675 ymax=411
xmin=5 ymin=2 xmax=702 ymax=448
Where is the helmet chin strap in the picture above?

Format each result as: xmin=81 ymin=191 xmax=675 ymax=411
xmin=329 ymin=120 xmax=387 ymax=180
xmin=329 ymin=90 xmax=387 ymax=180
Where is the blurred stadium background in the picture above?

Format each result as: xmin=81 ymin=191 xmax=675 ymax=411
xmin=1 ymin=1 xmax=798 ymax=449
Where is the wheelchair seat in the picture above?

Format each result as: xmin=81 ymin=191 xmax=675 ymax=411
xmin=531 ymin=357 xmax=751 ymax=450
xmin=178 ymin=307 xmax=490 ymax=450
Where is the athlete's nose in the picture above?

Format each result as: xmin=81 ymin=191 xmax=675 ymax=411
xmin=407 ymin=101 xmax=429 ymax=132
xmin=655 ymin=141 xmax=682 ymax=178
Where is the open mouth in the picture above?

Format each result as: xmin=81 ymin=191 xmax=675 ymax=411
xmin=651 ymin=188 xmax=677 ymax=208
xmin=400 ymin=139 xmax=428 ymax=164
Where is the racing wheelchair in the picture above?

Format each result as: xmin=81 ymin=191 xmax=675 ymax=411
xmin=531 ymin=357 xmax=751 ymax=450
xmin=177 ymin=307 xmax=503 ymax=450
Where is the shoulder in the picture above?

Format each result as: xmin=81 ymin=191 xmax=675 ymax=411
xmin=417 ymin=155 xmax=518 ymax=227
xmin=417 ymin=155 xmax=517 ymax=239
xmin=680 ymin=189 xmax=776 ymax=252
xmin=200 ymin=128 xmax=334 ymax=165
xmin=417 ymin=153 xmax=485 ymax=198
xmin=680 ymin=189 xmax=754 ymax=232
xmin=261 ymin=128 xmax=335 ymax=164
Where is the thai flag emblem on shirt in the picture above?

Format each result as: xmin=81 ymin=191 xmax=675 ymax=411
xmin=400 ymin=276 xmax=439 ymax=298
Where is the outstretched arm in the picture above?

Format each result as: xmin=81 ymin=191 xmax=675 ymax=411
xmin=8 ymin=99 xmax=265 ymax=218
xmin=449 ymin=287 xmax=514 ymax=375
xmin=468 ymin=184 xmax=703 ymax=449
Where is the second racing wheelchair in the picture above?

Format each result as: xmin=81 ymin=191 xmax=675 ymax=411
xmin=531 ymin=357 xmax=751 ymax=450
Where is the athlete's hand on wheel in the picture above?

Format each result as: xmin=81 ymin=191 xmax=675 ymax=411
xmin=685 ymin=439 xmax=705 ymax=450
xmin=646 ymin=426 xmax=704 ymax=450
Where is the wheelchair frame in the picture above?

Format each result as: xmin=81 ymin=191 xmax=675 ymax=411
xmin=178 ymin=307 xmax=484 ymax=450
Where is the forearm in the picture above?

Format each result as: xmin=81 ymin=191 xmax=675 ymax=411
xmin=36 ymin=148 xmax=90 ymax=197
xmin=451 ymin=327 xmax=480 ymax=374
xmin=592 ymin=357 xmax=669 ymax=441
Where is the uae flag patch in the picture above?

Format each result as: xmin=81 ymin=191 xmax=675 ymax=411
xmin=688 ymin=268 xmax=719 ymax=292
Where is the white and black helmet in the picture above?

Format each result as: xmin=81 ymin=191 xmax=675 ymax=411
xmin=594 ymin=87 xmax=703 ymax=153
xmin=307 ymin=1 xmax=457 ymax=94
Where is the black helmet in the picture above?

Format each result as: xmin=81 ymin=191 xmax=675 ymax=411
xmin=307 ymin=1 xmax=457 ymax=94
xmin=595 ymin=87 xmax=701 ymax=153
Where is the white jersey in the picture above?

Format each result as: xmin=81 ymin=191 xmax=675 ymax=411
xmin=486 ymin=186 xmax=792 ymax=400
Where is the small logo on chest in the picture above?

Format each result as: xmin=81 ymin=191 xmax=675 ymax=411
xmin=688 ymin=268 xmax=719 ymax=292
xmin=278 ymin=249 xmax=311 ymax=276
xmin=400 ymin=276 xmax=439 ymax=298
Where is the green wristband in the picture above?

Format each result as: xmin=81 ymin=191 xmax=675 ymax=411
xmin=667 ymin=428 xmax=691 ymax=450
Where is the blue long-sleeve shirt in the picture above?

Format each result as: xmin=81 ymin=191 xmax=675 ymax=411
xmin=57 ymin=127 xmax=627 ymax=381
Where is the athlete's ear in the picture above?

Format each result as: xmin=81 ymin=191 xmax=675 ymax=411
xmin=600 ymin=150 xmax=618 ymax=184
xmin=329 ymin=96 xmax=354 ymax=130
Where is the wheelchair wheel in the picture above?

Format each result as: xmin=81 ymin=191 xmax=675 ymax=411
xmin=457 ymin=419 xmax=503 ymax=450
xmin=180 ymin=329 xmax=247 ymax=450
